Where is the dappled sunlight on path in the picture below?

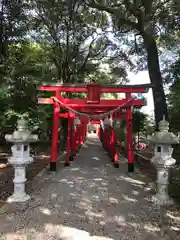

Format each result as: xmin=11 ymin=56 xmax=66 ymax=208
xmin=0 ymin=135 xmax=178 ymax=239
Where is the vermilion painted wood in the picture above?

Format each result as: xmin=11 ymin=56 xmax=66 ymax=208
xmin=82 ymin=123 xmax=85 ymax=144
xmin=86 ymin=84 xmax=100 ymax=103
xmin=59 ymin=113 xmax=69 ymax=118
xmin=39 ymin=83 xmax=151 ymax=93
xmin=110 ymin=128 xmax=115 ymax=160
xmin=79 ymin=123 xmax=83 ymax=145
xmin=112 ymin=129 xmax=119 ymax=165
xmin=38 ymin=83 xmax=149 ymax=171
xmin=100 ymin=126 xmax=118 ymax=166
xmin=38 ymin=97 xmax=145 ymax=107
xmin=51 ymin=91 xmax=60 ymax=169
xmin=108 ymin=127 xmax=113 ymax=158
xmin=66 ymin=112 xmax=71 ymax=166
xmin=90 ymin=120 xmax=100 ymax=124
xmin=71 ymin=123 xmax=76 ymax=156
xmin=76 ymin=125 xmax=80 ymax=152
xmin=98 ymin=127 xmax=100 ymax=137
xmin=81 ymin=119 xmax=87 ymax=144
xmin=126 ymin=93 xmax=134 ymax=171
xmin=108 ymin=128 xmax=111 ymax=154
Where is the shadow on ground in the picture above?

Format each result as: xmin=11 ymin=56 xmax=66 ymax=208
xmin=0 ymin=136 xmax=179 ymax=239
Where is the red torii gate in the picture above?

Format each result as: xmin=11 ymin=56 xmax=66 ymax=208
xmin=38 ymin=83 xmax=151 ymax=173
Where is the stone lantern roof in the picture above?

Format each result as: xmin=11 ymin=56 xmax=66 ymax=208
xmin=149 ymin=116 xmax=179 ymax=145
xmin=5 ymin=119 xmax=38 ymax=143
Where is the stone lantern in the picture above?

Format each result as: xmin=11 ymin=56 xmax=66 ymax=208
xmin=5 ymin=119 xmax=38 ymax=203
xmin=149 ymin=116 xmax=179 ymax=205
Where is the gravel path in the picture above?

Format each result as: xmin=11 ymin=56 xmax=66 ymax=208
xmin=0 ymin=135 xmax=179 ymax=239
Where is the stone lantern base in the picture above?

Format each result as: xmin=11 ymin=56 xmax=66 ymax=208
xmin=7 ymin=193 xmax=30 ymax=203
xmin=6 ymin=162 xmax=32 ymax=203
xmin=151 ymin=167 xmax=175 ymax=206
xmin=152 ymin=194 xmax=174 ymax=206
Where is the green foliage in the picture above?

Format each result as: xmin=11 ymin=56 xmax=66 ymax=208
xmin=0 ymin=0 xmax=130 ymax=140
xmin=120 ymin=110 xmax=147 ymax=134
xmin=87 ymin=0 xmax=179 ymax=67
xmin=164 ymin=48 xmax=180 ymax=131
xmin=87 ymin=0 xmax=180 ymax=126
xmin=168 ymin=80 xmax=180 ymax=132
xmin=115 ymin=124 xmax=126 ymax=143
xmin=0 ymin=41 xmax=52 ymax=134
xmin=31 ymin=0 xmax=112 ymax=82
xmin=143 ymin=116 xmax=155 ymax=136
xmin=0 ymin=0 xmax=179 ymax=142
xmin=132 ymin=110 xmax=147 ymax=134
xmin=114 ymin=110 xmax=153 ymax=146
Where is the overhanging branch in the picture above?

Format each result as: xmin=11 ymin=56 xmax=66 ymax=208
xmin=87 ymin=0 xmax=139 ymax=31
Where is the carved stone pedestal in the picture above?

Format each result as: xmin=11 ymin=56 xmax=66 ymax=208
xmin=7 ymin=162 xmax=32 ymax=203
xmin=152 ymin=168 xmax=173 ymax=205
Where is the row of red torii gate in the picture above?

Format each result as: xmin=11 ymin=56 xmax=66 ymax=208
xmin=38 ymin=83 xmax=151 ymax=173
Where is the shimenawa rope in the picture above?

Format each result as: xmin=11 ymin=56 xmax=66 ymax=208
xmin=51 ymin=96 xmax=137 ymax=119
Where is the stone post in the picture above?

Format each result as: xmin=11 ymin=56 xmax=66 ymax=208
xmin=149 ymin=116 xmax=179 ymax=205
xmin=5 ymin=119 xmax=38 ymax=203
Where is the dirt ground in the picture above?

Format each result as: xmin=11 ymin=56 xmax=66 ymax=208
xmin=0 ymin=141 xmax=54 ymax=207
xmin=1 ymin=138 xmax=180 ymax=206
xmin=118 ymin=143 xmax=180 ymax=203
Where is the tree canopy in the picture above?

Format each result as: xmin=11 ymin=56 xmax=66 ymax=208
xmin=87 ymin=0 xmax=180 ymax=128
xmin=0 ymin=0 xmax=179 ymax=137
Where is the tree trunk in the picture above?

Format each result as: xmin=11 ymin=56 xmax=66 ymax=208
xmin=142 ymin=34 xmax=168 ymax=130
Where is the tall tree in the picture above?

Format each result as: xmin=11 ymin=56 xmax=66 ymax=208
xmin=31 ymin=0 xmax=112 ymax=83
xmin=168 ymin=79 xmax=180 ymax=132
xmin=166 ymin=54 xmax=180 ymax=131
xmin=0 ymin=41 xmax=54 ymax=133
xmin=86 ymin=0 xmax=180 ymax=129
xmin=0 ymin=0 xmax=30 ymax=83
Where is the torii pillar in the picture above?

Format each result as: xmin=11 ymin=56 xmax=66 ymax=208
xmin=126 ymin=93 xmax=134 ymax=173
